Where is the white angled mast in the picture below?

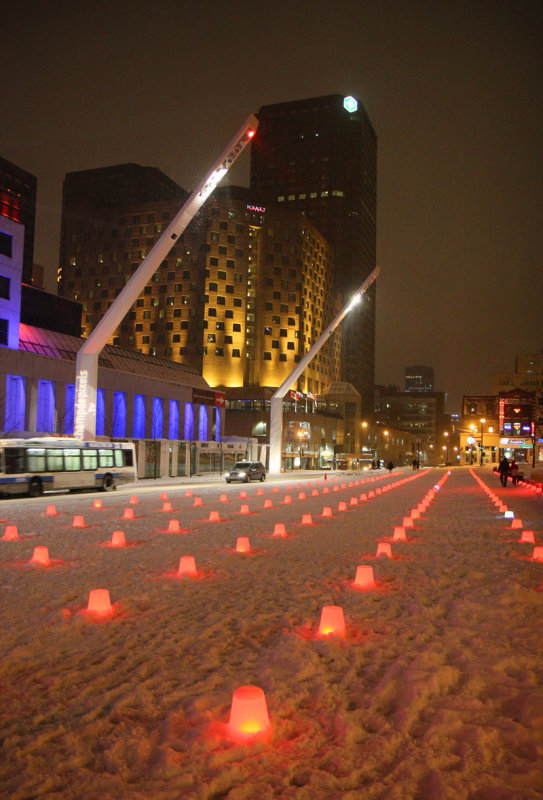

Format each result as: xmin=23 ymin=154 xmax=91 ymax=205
xmin=268 ymin=266 xmax=380 ymax=475
xmin=73 ymin=115 xmax=258 ymax=441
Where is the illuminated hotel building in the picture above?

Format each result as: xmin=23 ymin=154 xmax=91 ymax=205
xmin=0 ymin=156 xmax=37 ymax=285
xmin=58 ymin=171 xmax=341 ymax=399
xmin=250 ymin=94 xmax=377 ymax=414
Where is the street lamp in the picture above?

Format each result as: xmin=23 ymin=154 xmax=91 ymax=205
xmin=480 ymin=418 xmax=486 ymax=466
xmin=469 ymin=424 xmax=476 ymax=464
xmin=443 ymin=431 xmax=449 ymax=464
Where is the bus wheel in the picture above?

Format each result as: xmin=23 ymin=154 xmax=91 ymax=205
xmin=28 ymin=477 xmax=42 ymax=497
xmin=102 ymin=474 xmax=114 ymax=492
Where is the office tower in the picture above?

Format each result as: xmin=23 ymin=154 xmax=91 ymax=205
xmin=0 ymin=156 xmax=37 ymax=284
xmin=405 ymin=365 xmax=435 ymax=392
xmin=58 ymin=169 xmax=340 ymax=395
xmin=250 ymin=94 xmax=377 ymax=413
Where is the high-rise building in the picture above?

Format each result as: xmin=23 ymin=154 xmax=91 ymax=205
xmin=58 ymin=171 xmax=341 ymax=397
xmin=0 ymin=156 xmax=37 ymax=284
xmin=250 ymin=94 xmax=377 ymax=413
xmin=405 ymin=365 xmax=435 ymax=393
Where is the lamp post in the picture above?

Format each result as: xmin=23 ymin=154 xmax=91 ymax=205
xmin=480 ymin=418 xmax=486 ymax=466
xmin=469 ymin=425 xmax=476 ymax=464
xmin=443 ymin=431 xmax=449 ymax=464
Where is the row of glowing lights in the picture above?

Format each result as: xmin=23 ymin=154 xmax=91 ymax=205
xmin=3 ymin=471 xmax=542 ymax=741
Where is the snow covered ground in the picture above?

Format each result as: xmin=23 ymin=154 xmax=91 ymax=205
xmin=1 ymin=467 xmax=542 ymax=799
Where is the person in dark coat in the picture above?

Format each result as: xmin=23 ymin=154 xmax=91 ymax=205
xmin=387 ymin=461 xmax=394 ymax=473
xmin=498 ymin=456 xmax=509 ymax=487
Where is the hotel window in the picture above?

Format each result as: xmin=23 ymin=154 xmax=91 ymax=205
xmin=233 ymin=298 xmax=242 ymax=307
xmin=279 ymin=353 xmax=287 ymax=361
xmin=233 ymin=323 xmax=241 ymax=332
xmin=263 ymin=352 xmax=272 ymax=360
xmin=232 ymin=349 xmax=240 ymax=357
xmin=208 ymin=308 xmax=217 ymax=317
xmin=0 ymin=275 xmax=10 ymax=299
xmin=217 ymin=296 xmax=225 ymax=305
xmin=0 ymin=232 xmax=13 ymax=258
xmin=215 ymin=347 xmax=224 ymax=356
xmin=225 ymin=309 xmax=233 ymax=318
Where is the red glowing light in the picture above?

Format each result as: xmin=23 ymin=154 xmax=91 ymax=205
xmin=272 ymin=522 xmax=286 ymax=537
xmin=228 ymin=685 xmax=270 ymax=739
xmin=2 ymin=524 xmax=19 ymax=541
xmin=520 ymin=530 xmax=535 ymax=543
xmin=110 ymin=530 xmax=126 ymax=547
xmin=46 ymin=504 xmax=58 ymax=516
xmin=247 ymin=129 xmax=256 ymax=139
xmin=93 ymin=499 xmax=102 ymax=509
xmin=318 ymin=605 xmax=346 ymax=637
xmin=73 ymin=514 xmax=85 ymax=528
xmin=86 ymin=588 xmax=113 ymax=617
xmin=122 ymin=507 xmax=135 ymax=520
xmin=161 ymin=501 xmax=173 ymax=512
xmin=240 ymin=504 xmax=250 ymax=515
xmin=31 ymin=546 xmax=50 ymax=566
xmin=376 ymin=542 xmax=392 ymax=558
xmin=300 ymin=513 xmax=313 ymax=525
xmin=353 ymin=564 xmax=375 ymax=590
xmin=177 ymin=555 xmax=197 ymax=577
xmin=208 ymin=510 xmax=221 ymax=522
xmin=532 ymin=546 xmax=543 ymax=562
xmin=236 ymin=536 xmax=250 ymax=553
xmin=393 ymin=527 xmax=406 ymax=541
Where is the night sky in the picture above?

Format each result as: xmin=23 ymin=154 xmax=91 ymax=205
xmin=2 ymin=0 xmax=542 ymax=413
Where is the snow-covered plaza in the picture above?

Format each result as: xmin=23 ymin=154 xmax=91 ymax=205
xmin=1 ymin=467 xmax=542 ymax=799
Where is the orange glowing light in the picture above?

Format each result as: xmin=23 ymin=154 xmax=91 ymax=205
xmin=46 ymin=504 xmax=58 ymax=516
xmin=219 ymin=493 xmax=228 ymax=502
xmin=160 ymin=492 xmax=168 ymax=501
xmin=349 ymin=497 xmax=358 ymax=506
xmin=31 ymin=546 xmax=50 ymax=566
xmin=73 ymin=515 xmax=85 ymax=528
xmin=353 ymin=564 xmax=375 ymax=590
xmin=520 ymin=530 xmax=535 ymax=543
xmin=393 ymin=527 xmax=406 ymax=541
xmin=318 ymin=605 xmax=346 ymax=637
xmin=228 ymin=685 xmax=270 ymax=738
xmin=338 ymin=501 xmax=347 ymax=512
xmin=2 ymin=524 xmax=19 ymax=541
xmin=129 ymin=495 xmax=139 ymax=505
xmin=208 ymin=510 xmax=221 ymax=522
xmin=376 ymin=542 xmax=392 ymax=558
xmin=122 ymin=507 xmax=135 ymax=520
xmin=298 ymin=491 xmax=306 ymax=500
xmin=272 ymin=522 xmax=286 ymax=537
xmin=322 ymin=506 xmax=333 ymax=517
xmin=236 ymin=536 xmax=250 ymax=553
xmin=93 ymin=499 xmax=102 ymax=509
xmin=86 ymin=588 xmax=113 ymax=617
xmin=162 ymin=501 xmax=173 ymax=512
xmin=402 ymin=517 xmax=414 ymax=528
xmin=532 ymin=546 xmax=543 ymax=562
xmin=264 ymin=498 xmax=273 ymax=508
xmin=300 ymin=513 xmax=313 ymax=525
xmin=167 ymin=519 xmax=182 ymax=533
xmin=240 ymin=504 xmax=250 ymax=515
xmin=283 ymin=495 xmax=292 ymax=504
xmin=177 ymin=555 xmax=197 ymax=577
xmin=185 ymin=489 xmax=193 ymax=497
xmin=110 ymin=530 xmax=126 ymax=547
xmin=510 ymin=519 xmax=522 ymax=529
xmin=193 ymin=497 xmax=203 ymax=507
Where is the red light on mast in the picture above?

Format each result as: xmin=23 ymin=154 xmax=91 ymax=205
xmin=247 ymin=129 xmax=256 ymax=138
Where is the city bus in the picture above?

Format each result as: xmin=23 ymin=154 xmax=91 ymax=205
xmin=0 ymin=438 xmax=137 ymax=497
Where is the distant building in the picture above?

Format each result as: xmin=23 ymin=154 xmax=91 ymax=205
xmin=493 ymin=350 xmax=543 ymax=395
xmin=405 ymin=365 xmax=434 ymax=393
xmin=374 ymin=386 xmax=447 ymax=464
xmin=0 ymin=215 xmax=24 ymax=350
xmin=0 ymin=156 xmax=37 ymax=285
xmin=250 ymin=94 xmax=377 ymax=414
xmin=58 ymin=177 xmax=341 ymax=399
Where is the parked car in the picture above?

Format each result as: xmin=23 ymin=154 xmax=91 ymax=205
xmin=225 ymin=461 xmax=266 ymax=483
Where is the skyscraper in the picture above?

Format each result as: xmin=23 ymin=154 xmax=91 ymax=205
xmin=405 ymin=365 xmax=435 ymax=393
xmin=250 ymin=94 xmax=377 ymax=413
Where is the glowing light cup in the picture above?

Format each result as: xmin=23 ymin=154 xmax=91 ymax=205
xmin=520 ymin=530 xmax=535 ymax=543
xmin=73 ymin=515 xmax=85 ymax=528
xmin=236 ymin=537 xmax=250 ymax=553
xmin=393 ymin=526 xmax=407 ymax=541
xmin=532 ymin=546 xmax=543 ymax=562
xmin=177 ymin=555 xmax=197 ymax=577
xmin=86 ymin=588 xmax=113 ymax=617
xmin=31 ymin=546 xmax=50 ymax=566
xmin=46 ymin=504 xmax=58 ymax=516
xmin=3 ymin=524 xmax=19 ymax=541
xmin=376 ymin=542 xmax=392 ymax=558
xmin=353 ymin=564 xmax=375 ymax=590
xmin=318 ymin=605 xmax=346 ymax=637
xmin=228 ymin=685 xmax=270 ymax=738
xmin=122 ymin=507 xmax=135 ymax=520
xmin=272 ymin=522 xmax=287 ymax=538
xmin=208 ymin=510 xmax=221 ymax=523
xmin=110 ymin=530 xmax=126 ymax=547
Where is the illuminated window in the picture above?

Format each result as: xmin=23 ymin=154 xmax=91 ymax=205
xmin=96 ymin=388 xmax=105 ymax=436
xmin=113 ymin=391 xmax=127 ymax=438
xmin=5 ymin=374 xmax=26 ymax=432
xmin=198 ymin=405 xmax=208 ymax=441
xmin=152 ymin=397 xmax=163 ymax=439
xmin=169 ymin=400 xmax=179 ymax=440
xmin=184 ymin=402 xmax=194 ymax=440
xmin=36 ymin=380 xmax=55 ymax=433
xmin=214 ymin=407 xmax=221 ymax=442
xmin=133 ymin=394 xmax=146 ymax=438
xmin=64 ymin=384 xmax=75 ymax=434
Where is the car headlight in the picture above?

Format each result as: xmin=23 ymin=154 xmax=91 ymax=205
xmin=238 ymin=471 xmax=246 ymax=478
xmin=225 ymin=472 xmax=230 ymax=478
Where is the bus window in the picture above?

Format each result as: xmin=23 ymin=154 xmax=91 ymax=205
xmin=123 ymin=449 xmax=134 ymax=467
xmin=5 ymin=447 xmax=26 ymax=473
xmin=27 ymin=448 xmax=46 ymax=472
xmin=46 ymin=450 xmax=64 ymax=472
xmin=114 ymin=450 xmax=124 ymax=468
xmin=98 ymin=449 xmax=114 ymax=467
xmin=82 ymin=451 xmax=98 ymax=470
xmin=63 ymin=448 xmax=81 ymax=471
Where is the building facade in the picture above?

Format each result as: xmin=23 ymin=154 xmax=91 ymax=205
xmin=0 ymin=156 xmax=37 ymax=285
xmin=250 ymin=94 xmax=377 ymax=414
xmin=374 ymin=386 xmax=447 ymax=464
xmin=405 ymin=365 xmax=434 ymax=393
